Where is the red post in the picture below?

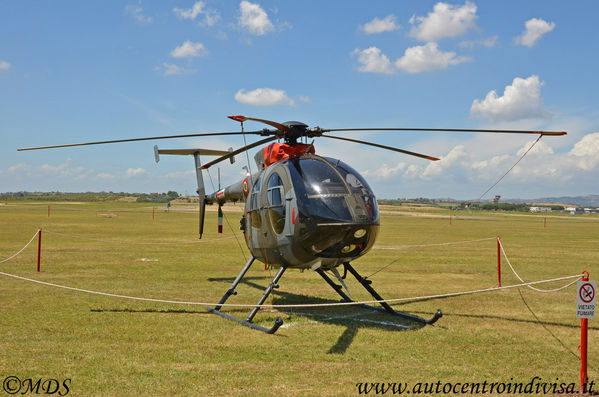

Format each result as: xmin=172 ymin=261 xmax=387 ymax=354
xmin=47 ymin=204 xmax=50 ymax=218
xmin=497 ymin=236 xmax=501 ymax=287
xmin=152 ymin=207 xmax=155 ymax=220
xmin=580 ymin=270 xmax=589 ymax=393
xmin=449 ymin=215 xmax=452 ymax=225
xmin=544 ymin=217 xmax=546 ymax=228
xmin=37 ymin=228 xmax=42 ymax=272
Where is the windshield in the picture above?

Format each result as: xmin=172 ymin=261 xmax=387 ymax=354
xmin=289 ymin=157 xmax=378 ymax=223
xmin=290 ymin=158 xmax=348 ymax=196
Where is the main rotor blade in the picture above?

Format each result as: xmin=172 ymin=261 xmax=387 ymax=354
xmin=17 ymin=131 xmax=267 ymax=151
xmin=322 ymin=127 xmax=567 ymax=136
xmin=200 ymin=136 xmax=277 ymax=170
xmin=228 ymin=115 xmax=289 ymax=132
xmin=321 ymin=135 xmax=439 ymax=161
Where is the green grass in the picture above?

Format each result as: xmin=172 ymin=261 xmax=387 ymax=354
xmin=1 ymin=202 xmax=597 ymax=396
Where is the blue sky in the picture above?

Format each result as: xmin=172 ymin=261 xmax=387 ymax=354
xmin=2 ymin=1 xmax=598 ymax=199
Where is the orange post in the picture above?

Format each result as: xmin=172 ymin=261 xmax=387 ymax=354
xmin=152 ymin=207 xmax=155 ymax=220
xmin=544 ymin=217 xmax=546 ymax=228
xmin=580 ymin=270 xmax=589 ymax=393
xmin=47 ymin=204 xmax=50 ymax=218
xmin=37 ymin=228 xmax=42 ymax=272
xmin=497 ymin=236 xmax=501 ymax=287
xmin=449 ymin=215 xmax=452 ymax=225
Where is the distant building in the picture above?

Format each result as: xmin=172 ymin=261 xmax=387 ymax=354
xmin=529 ymin=206 xmax=551 ymax=213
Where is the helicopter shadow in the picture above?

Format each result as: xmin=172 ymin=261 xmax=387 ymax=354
xmin=208 ymin=276 xmax=431 ymax=354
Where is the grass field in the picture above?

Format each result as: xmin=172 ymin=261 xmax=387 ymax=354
xmin=1 ymin=202 xmax=598 ymax=396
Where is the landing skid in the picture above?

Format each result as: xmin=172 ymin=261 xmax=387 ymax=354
xmin=208 ymin=258 xmax=441 ymax=334
xmin=208 ymin=256 xmax=286 ymax=334
xmin=317 ymin=262 xmax=442 ymax=325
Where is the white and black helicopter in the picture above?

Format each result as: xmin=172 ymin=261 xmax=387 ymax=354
xmin=19 ymin=115 xmax=566 ymax=333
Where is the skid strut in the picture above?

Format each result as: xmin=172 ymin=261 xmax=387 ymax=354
xmin=318 ymin=262 xmax=442 ymax=325
xmin=208 ymin=256 xmax=287 ymax=334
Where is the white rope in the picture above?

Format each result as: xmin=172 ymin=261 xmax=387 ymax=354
xmin=374 ymin=237 xmax=495 ymax=250
xmin=0 ymin=230 xmax=39 ymax=264
xmin=499 ymin=239 xmax=582 ymax=292
xmin=0 ymin=269 xmax=582 ymax=308
xmin=44 ymin=230 xmax=236 ymax=245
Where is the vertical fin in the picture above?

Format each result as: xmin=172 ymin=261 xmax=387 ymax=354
xmin=194 ymin=152 xmax=206 ymax=239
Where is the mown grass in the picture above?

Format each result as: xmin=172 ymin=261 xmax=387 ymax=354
xmin=0 ymin=202 xmax=597 ymax=396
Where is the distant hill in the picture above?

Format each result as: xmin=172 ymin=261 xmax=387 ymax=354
xmin=505 ymin=195 xmax=599 ymax=207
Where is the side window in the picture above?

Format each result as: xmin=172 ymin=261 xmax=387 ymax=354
xmin=266 ymin=173 xmax=285 ymax=234
xmin=250 ymin=177 xmax=261 ymax=228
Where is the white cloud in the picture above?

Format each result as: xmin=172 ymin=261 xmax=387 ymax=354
xmin=516 ymin=139 xmax=554 ymax=156
xmin=162 ymin=63 xmax=183 ymax=76
xmin=96 ymin=172 xmax=116 ymax=180
xmin=299 ymin=96 xmax=312 ymax=104
xmin=470 ymin=75 xmax=550 ymax=122
xmin=171 ymin=41 xmax=207 ymax=58
xmin=164 ymin=170 xmax=196 ymax=179
xmin=238 ymin=1 xmax=274 ymax=35
xmin=409 ymin=1 xmax=477 ymax=42
xmin=173 ymin=1 xmax=220 ymax=26
xmin=471 ymin=153 xmax=511 ymax=178
xmin=360 ymin=15 xmax=400 ymax=34
xmin=125 ymin=5 xmax=153 ymax=24
xmin=395 ymin=42 xmax=471 ymax=73
xmin=0 ymin=61 xmax=10 ymax=71
xmin=8 ymin=163 xmax=30 ymax=174
xmin=569 ymin=132 xmax=599 ymax=170
xmin=459 ymin=35 xmax=498 ymax=49
xmin=126 ymin=168 xmax=147 ymax=177
xmin=157 ymin=63 xmax=194 ymax=76
xmin=41 ymin=159 xmax=72 ymax=173
xmin=234 ymin=88 xmax=295 ymax=106
xmin=353 ymin=47 xmax=394 ymax=75
xmin=371 ymin=162 xmax=407 ymax=180
xmin=371 ymin=130 xmax=599 ymax=195
xmin=515 ymin=18 xmax=555 ymax=47
xmin=422 ymin=145 xmax=467 ymax=178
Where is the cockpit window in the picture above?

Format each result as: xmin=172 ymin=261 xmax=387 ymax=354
xmin=331 ymin=159 xmax=379 ymax=221
xmin=266 ymin=172 xmax=285 ymax=234
xmin=326 ymin=158 xmax=373 ymax=194
xmin=249 ymin=176 xmax=261 ymax=228
xmin=290 ymin=158 xmax=348 ymax=196
xmin=267 ymin=173 xmax=283 ymax=206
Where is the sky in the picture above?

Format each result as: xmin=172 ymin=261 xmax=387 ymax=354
xmin=1 ymin=1 xmax=599 ymax=200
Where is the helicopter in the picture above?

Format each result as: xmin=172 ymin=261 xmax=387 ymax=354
xmin=18 ymin=115 xmax=567 ymax=333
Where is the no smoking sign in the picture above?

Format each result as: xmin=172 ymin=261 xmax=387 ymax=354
xmin=577 ymin=281 xmax=596 ymax=319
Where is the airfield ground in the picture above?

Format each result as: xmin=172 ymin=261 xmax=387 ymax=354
xmin=0 ymin=202 xmax=597 ymax=396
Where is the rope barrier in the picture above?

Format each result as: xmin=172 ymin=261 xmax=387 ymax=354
xmin=498 ymin=239 xmax=582 ymax=292
xmin=0 ymin=230 xmax=582 ymax=309
xmin=374 ymin=237 xmax=495 ymax=250
xmin=0 ymin=270 xmax=582 ymax=309
xmin=0 ymin=230 xmax=39 ymax=264
xmin=44 ymin=230 xmax=236 ymax=245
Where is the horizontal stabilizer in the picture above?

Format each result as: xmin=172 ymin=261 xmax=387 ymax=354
xmin=154 ymin=145 xmax=234 ymax=163
xmin=158 ymin=148 xmax=231 ymax=156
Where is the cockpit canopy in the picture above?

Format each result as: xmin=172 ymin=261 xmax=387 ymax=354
xmin=288 ymin=156 xmax=379 ymax=224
